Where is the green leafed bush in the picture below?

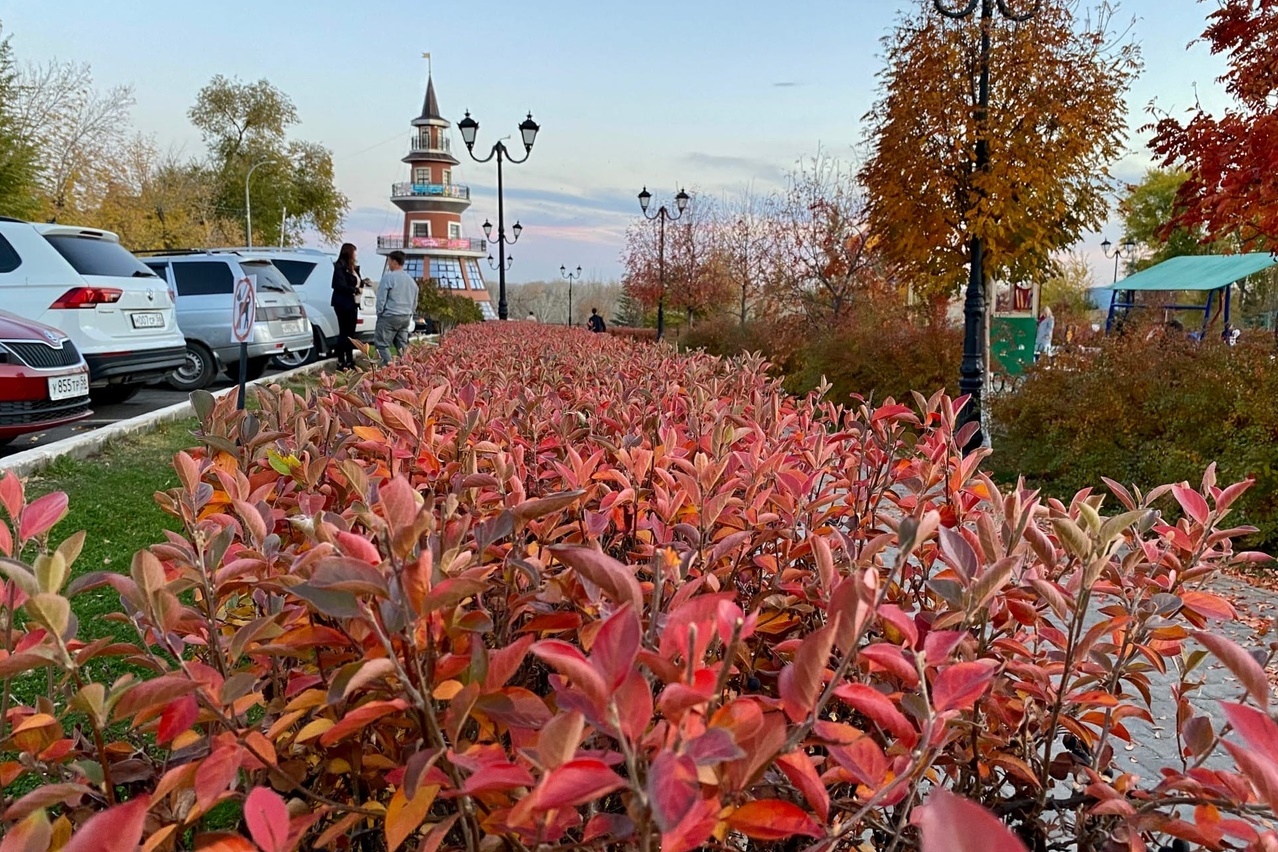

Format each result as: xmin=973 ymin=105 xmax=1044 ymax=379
xmin=992 ymin=331 xmax=1278 ymax=548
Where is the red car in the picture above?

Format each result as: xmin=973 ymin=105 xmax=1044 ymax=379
xmin=0 ymin=311 xmax=92 ymax=448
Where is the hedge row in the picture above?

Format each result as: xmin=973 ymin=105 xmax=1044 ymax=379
xmin=0 ymin=325 xmax=1273 ymax=851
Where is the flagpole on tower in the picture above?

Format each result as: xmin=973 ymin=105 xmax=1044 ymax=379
xmin=422 ymin=52 xmax=431 ymax=76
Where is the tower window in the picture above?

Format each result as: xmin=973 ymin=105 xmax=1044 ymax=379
xmin=413 ymin=167 xmax=429 ymax=184
xmin=448 ymin=223 xmax=462 ymax=239
xmin=411 ymin=221 xmax=430 ymax=238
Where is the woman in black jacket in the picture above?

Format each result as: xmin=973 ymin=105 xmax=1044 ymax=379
xmin=330 ymin=242 xmax=360 ymax=370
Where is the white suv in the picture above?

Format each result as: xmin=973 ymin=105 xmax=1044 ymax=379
xmin=209 ymin=248 xmax=377 ymax=367
xmin=0 ymin=218 xmax=186 ymax=403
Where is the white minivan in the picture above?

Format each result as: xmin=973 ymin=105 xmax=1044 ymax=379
xmin=0 ymin=218 xmax=186 ymax=403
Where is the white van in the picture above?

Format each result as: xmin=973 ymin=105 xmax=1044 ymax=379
xmin=143 ymin=252 xmax=312 ymax=391
xmin=207 ymin=248 xmax=378 ymax=367
xmin=0 ymin=219 xmax=186 ymax=403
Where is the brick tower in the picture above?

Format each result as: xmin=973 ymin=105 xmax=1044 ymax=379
xmin=376 ymin=68 xmax=495 ymax=319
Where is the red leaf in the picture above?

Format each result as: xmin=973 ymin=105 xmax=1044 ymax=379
xmin=661 ymin=795 xmax=720 ymax=852
xmin=932 ymin=660 xmax=997 ymax=713
xmin=1173 ymin=484 xmax=1211 ymax=526
xmin=0 ymin=471 xmax=23 ymax=520
xmin=62 ymin=798 xmax=149 ymax=852
xmin=378 ymin=475 xmax=419 ymax=532
xmin=484 ymin=634 xmax=535 ymax=692
xmin=834 ymin=682 xmax=918 ymax=745
xmin=531 ymin=640 xmax=608 ymax=710
xmin=589 ymin=604 xmax=640 ymax=690
xmin=548 ymin=545 xmax=643 ymax=613
xmin=195 ymin=745 xmax=242 ymax=812
xmin=244 ymin=787 xmax=290 ymax=852
xmin=1222 ymin=702 xmax=1278 ymax=765
xmin=19 ymin=492 xmax=68 ymax=542
xmin=335 ymin=530 xmax=382 ymax=565
xmin=776 ymin=750 xmax=830 ymax=821
xmin=460 ymin=761 xmax=535 ymax=795
xmin=112 ymin=674 xmax=200 ymax=723
xmin=614 ymin=669 xmax=654 ymax=743
xmin=0 ymin=811 xmax=51 ymax=852
xmin=858 ymin=642 xmax=920 ymax=688
xmin=778 ymin=622 xmax=836 ymax=723
xmin=877 ymin=604 xmax=919 ymax=648
xmin=535 ymin=759 xmax=626 ymax=809
xmin=1195 ymin=632 xmax=1269 ymax=710
xmin=727 ymin=799 xmax=824 ymax=841
xmin=157 ymin=695 xmax=199 ymax=745
xmin=318 ymin=699 xmax=408 ymax=747
xmin=647 ymin=751 xmax=699 ymax=832
xmin=828 ymin=735 xmax=888 ymax=787
xmin=911 ymin=788 xmax=1028 ymax=852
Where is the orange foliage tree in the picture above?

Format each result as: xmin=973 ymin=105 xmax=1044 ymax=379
xmin=1149 ymin=0 xmax=1278 ymax=247
xmin=860 ymin=0 xmax=1140 ymax=304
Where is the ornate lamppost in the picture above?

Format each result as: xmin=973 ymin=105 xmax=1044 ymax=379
xmin=561 ymin=264 xmax=582 ymax=326
xmin=935 ymin=0 xmax=1041 ymax=452
xmin=1102 ymin=237 xmax=1138 ymax=331
xmin=637 ymin=186 xmax=689 ymax=342
xmin=457 ymin=109 xmax=540 ymax=320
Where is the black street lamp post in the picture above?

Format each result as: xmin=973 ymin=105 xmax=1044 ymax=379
xmin=561 ymin=264 xmax=582 ymax=326
xmin=637 ymin=186 xmax=689 ymax=342
xmin=935 ymin=0 xmax=1041 ymax=453
xmin=1102 ymin=237 xmax=1138 ymax=322
xmin=457 ymin=109 xmax=540 ymax=321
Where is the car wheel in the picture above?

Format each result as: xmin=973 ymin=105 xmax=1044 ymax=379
xmin=90 ymin=384 xmax=141 ymax=405
xmin=272 ymin=348 xmax=313 ymax=369
xmin=226 ymin=356 xmax=270 ymax=382
xmin=166 ymin=342 xmax=217 ymax=392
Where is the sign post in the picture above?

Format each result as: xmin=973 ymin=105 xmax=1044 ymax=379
xmin=231 ymin=275 xmax=256 ymax=410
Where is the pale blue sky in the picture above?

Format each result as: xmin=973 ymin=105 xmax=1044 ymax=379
xmin=2 ymin=0 xmax=1233 ymax=285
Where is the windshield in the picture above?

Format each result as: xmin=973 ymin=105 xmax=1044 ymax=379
xmin=43 ymin=234 xmax=156 ymax=278
xmin=240 ymin=261 xmax=294 ymax=293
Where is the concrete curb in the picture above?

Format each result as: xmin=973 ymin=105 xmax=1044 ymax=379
xmin=0 ymin=360 xmax=331 ymax=478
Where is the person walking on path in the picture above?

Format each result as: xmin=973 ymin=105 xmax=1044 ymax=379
xmin=330 ymin=243 xmax=361 ymax=370
xmin=587 ymin=308 xmax=606 ymax=334
xmin=526 ymin=311 xmax=538 ymax=323
xmin=374 ymin=250 xmax=419 ymax=364
xmin=1034 ymin=306 xmax=1055 ymax=362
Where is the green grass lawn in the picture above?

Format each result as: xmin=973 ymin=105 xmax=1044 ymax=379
xmin=9 ymin=418 xmax=198 ymax=704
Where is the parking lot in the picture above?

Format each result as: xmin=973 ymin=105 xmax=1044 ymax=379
xmin=0 ymin=365 xmax=297 ymax=460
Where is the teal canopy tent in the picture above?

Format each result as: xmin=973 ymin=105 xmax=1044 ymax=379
xmin=1099 ymin=253 xmax=1278 ymax=333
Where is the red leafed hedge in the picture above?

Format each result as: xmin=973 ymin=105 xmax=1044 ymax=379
xmin=1 ymin=324 xmax=1276 ymax=851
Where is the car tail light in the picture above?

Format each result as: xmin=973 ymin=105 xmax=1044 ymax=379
xmin=50 ymin=287 xmax=123 ymax=309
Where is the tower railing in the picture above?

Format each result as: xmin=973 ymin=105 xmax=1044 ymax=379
xmin=391 ymin=182 xmax=470 ymax=200
xmin=377 ymin=235 xmax=487 ymax=252
xmin=409 ymin=136 xmax=452 ymax=154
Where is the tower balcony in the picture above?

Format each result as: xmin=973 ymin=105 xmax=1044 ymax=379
xmin=409 ymin=136 xmax=451 ymax=154
xmin=391 ymin=182 xmax=470 ymax=201
xmin=377 ymin=235 xmax=487 ymax=254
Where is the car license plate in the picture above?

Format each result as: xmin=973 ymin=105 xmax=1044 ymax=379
xmin=48 ymin=373 xmax=89 ymax=401
xmin=281 ymin=320 xmax=303 ymax=335
xmin=130 ymin=311 xmax=165 ymax=329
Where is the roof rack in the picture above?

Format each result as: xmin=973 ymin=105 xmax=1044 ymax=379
xmin=131 ymin=248 xmax=217 ymax=257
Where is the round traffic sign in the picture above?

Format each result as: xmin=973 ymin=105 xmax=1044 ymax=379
xmin=232 ymin=275 xmax=256 ymax=342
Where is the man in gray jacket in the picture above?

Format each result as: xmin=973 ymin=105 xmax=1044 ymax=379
xmin=375 ymin=250 xmax=420 ymax=364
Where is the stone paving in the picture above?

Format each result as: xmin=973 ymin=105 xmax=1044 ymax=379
xmin=1098 ymin=571 xmax=1275 ymax=782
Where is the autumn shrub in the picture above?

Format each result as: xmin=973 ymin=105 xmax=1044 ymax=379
xmin=604 ymin=325 xmax=657 ymax=341
xmin=791 ymin=304 xmax=962 ymax=404
xmin=992 ymin=331 xmax=1278 ymax=549
xmin=1 ymin=324 xmax=1277 ymax=852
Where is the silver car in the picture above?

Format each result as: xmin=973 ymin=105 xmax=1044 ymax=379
xmin=143 ymin=252 xmax=312 ymax=391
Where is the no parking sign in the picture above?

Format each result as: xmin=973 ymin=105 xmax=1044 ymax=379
xmin=232 ymin=275 xmax=256 ymax=342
